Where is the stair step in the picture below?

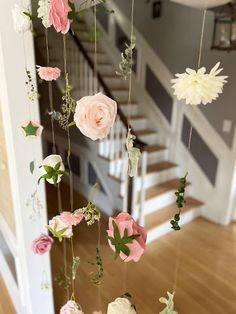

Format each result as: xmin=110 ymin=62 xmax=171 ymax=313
xmin=141 ymin=161 xmax=177 ymax=175
xmin=88 ymin=52 xmax=111 ymax=64
xmin=97 ymin=64 xmax=115 ymax=76
xmin=145 ymin=144 xmax=165 ymax=153
xmin=135 ymin=129 xmax=156 ymax=136
xmin=82 ymin=41 xmax=104 ymax=53
xmin=144 ymin=178 xmax=183 ymax=200
xmin=145 ymin=197 xmax=203 ymax=230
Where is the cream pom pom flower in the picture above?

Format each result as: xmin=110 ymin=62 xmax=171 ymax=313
xmin=12 ymin=4 xmax=31 ymax=33
xmin=171 ymin=62 xmax=228 ymax=105
xmin=37 ymin=0 xmax=52 ymax=29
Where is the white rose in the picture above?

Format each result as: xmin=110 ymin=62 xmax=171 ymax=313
xmin=48 ymin=215 xmax=73 ymax=239
xmin=107 ymin=298 xmax=136 ymax=314
xmin=12 ymin=4 xmax=31 ymax=33
xmin=40 ymin=154 xmax=65 ymax=184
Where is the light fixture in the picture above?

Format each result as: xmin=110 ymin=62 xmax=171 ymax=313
xmin=170 ymin=0 xmax=230 ymax=10
xmin=211 ymin=1 xmax=236 ymax=51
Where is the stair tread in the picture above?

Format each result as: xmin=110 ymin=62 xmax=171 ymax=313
xmin=143 ymin=178 xmax=187 ymax=200
xmin=135 ymin=129 xmax=156 ymax=136
xmin=145 ymin=144 xmax=165 ymax=152
xmin=129 ymin=115 xmax=146 ymax=120
xmin=139 ymin=161 xmax=176 ymax=175
xmin=145 ymin=196 xmax=203 ymax=230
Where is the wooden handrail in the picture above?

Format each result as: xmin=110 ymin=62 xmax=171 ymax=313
xmin=69 ymin=29 xmax=148 ymax=151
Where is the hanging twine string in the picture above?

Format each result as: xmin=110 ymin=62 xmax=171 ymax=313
xmin=62 ymin=33 xmax=76 ymax=300
xmin=172 ymin=8 xmax=207 ymax=292
xmin=127 ymin=0 xmax=135 ymax=127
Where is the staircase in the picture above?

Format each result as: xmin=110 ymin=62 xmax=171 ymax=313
xmin=34 ymin=18 xmax=204 ymax=244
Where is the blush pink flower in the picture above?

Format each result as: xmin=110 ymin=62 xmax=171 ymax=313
xmin=37 ymin=66 xmax=61 ymax=81
xmin=74 ymin=93 xmax=117 ymax=141
xmin=61 ymin=211 xmax=83 ymax=226
xmin=107 ymin=212 xmax=147 ymax=262
xmin=49 ymin=0 xmax=71 ymax=34
xmin=48 ymin=215 xmax=73 ymax=240
xmin=32 ymin=234 xmax=53 ymax=255
xmin=60 ymin=300 xmax=84 ymax=314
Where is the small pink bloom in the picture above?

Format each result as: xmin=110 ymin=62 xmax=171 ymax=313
xmin=32 ymin=234 xmax=53 ymax=255
xmin=61 ymin=211 xmax=83 ymax=226
xmin=74 ymin=93 xmax=117 ymax=141
xmin=37 ymin=66 xmax=61 ymax=81
xmin=21 ymin=120 xmax=43 ymax=137
xmin=60 ymin=300 xmax=84 ymax=314
xmin=49 ymin=0 xmax=71 ymax=34
xmin=107 ymin=212 xmax=147 ymax=262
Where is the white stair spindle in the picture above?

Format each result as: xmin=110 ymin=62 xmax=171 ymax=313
xmin=139 ymin=151 xmax=148 ymax=226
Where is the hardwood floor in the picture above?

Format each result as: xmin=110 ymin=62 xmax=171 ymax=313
xmin=47 ymin=183 xmax=236 ymax=314
xmin=0 ymin=276 xmax=15 ymax=314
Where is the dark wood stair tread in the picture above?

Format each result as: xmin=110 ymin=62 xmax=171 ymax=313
xmin=145 ymin=144 xmax=165 ymax=153
xmin=135 ymin=129 xmax=156 ymax=136
xmin=145 ymin=197 xmax=203 ymax=230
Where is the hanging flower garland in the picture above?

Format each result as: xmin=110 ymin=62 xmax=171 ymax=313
xmin=171 ymin=62 xmax=228 ymax=106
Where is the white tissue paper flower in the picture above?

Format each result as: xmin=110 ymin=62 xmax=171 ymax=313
xmin=171 ymin=62 xmax=228 ymax=105
xmin=107 ymin=298 xmax=136 ymax=314
xmin=12 ymin=4 xmax=31 ymax=33
xmin=37 ymin=0 xmax=52 ymax=28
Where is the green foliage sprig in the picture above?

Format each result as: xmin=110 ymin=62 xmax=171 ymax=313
xmin=170 ymin=173 xmax=188 ymax=231
xmin=25 ymin=68 xmax=39 ymax=101
xmin=89 ymin=247 xmax=103 ymax=286
xmin=108 ymin=221 xmax=140 ymax=259
xmin=72 ymin=256 xmax=80 ymax=281
xmin=116 ymin=36 xmax=136 ymax=80
xmin=55 ymin=267 xmax=71 ymax=290
xmin=78 ymin=202 xmax=101 ymax=226
xmin=58 ymin=74 xmax=76 ymax=130
xmin=38 ymin=161 xmax=66 ymax=187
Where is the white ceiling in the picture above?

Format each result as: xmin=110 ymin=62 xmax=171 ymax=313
xmin=170 ymin=0 xmax=231 ymax=9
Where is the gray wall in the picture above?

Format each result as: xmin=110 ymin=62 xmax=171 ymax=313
xmin=114 ymin=0 xmax=236 ymax=147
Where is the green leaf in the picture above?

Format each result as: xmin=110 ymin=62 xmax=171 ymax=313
xmin=54 ymin=162 xmax=61 ymax=172
xmin=29 ymin=160 xmax=35 ymax=174
xmin=68 ymin=121 xmax=76 ymax=127
xmin=43 ymin=165 xmax=54 ymax=173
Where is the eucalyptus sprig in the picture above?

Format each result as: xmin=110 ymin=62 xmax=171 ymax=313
xmin=116 ymin=36 xmax=136 ymax=80
xmin=108 ymin=221 xmax=140 ymax=259
xmin=25 ymin=68 xmax=39 ymax=101
xmin=72 ymin=256 xmax=80 ymax=281
xmin=58 ymin=74 xmax=76 ymax=130
xmin=170 ymin=173 xmax=188 ymax=231
xmin=38 ymin=162 xmax=66 ymax=187
xmin=89 ymin=247 xmax=103 ymax=286
xmin=54 ymin=268 xmax=71 ymax=290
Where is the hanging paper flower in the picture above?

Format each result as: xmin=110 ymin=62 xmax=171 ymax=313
xmin=60 ymin=211 xmax=84 ymax=226
xmin=74 ymin=93 xmax=117 ymax=141
xmin=37 ymin=66 xmax=61 ymax=81
xmin=171 ymin=62 xmax=228 ymax=105
xmin=107 ymin=297 xmax=136 ymax=314
xmin=21 ymin=120 xmax=43 ymax=137
xmin=60 ymin=300 xmax=84 ymax=314
xmin=49 ymin=0 xmax=71 ymax=34
xmin=12 ymin=4 xmax=32 ymax=33
xmin=107 ymin=213 xmax=147 ymax=262
xmin=37 ymin=0 xmax=52 ymax=29
xmin=32 ymin=234 xmax=53 ymax=255
xmin=159 ymin=291 xmax=178 ymax=314
xmin=48 ymin=215 xmax=73 ymax=241
xmin=38 ymin=154 xmax=65 ymax=186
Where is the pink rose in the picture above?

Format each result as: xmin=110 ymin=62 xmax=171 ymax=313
xmin=49 ymin=0 xmax=71 ymax=34
xmin=61 ymin=211 xmax=83 ymax=226
xmin=37 ymin=66 xmax=61 ymax=81
xmin=74 ymin=93 xmax=117 ymax=141
xmin=107 ymin=213 xmax=147 ymax=262
xmin=60 ymin=300 xmax=84 ymax=314
xmin=32 ymin=234 xmax=53 ymax=255
xmin=21 ymin=120 xmax=43 ymax=137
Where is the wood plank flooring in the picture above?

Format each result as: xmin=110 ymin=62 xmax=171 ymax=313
xmin=0 ymin=276 xmax=15 ymax=314
xmin=47 ymin=183 xmax=236 ymax=314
